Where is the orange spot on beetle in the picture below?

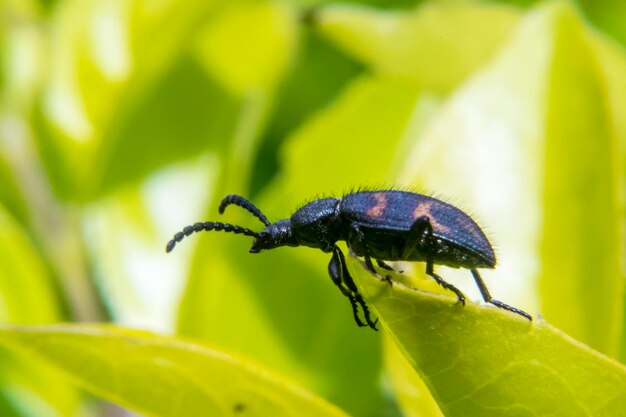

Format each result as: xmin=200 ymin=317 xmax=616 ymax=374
xmin=413 ymin=203 xmax=450 ymax=233
xmin=367 ymin=192 xmax=387 ymax=218
xmin=412 ymin=203 xmax=431 ymax=220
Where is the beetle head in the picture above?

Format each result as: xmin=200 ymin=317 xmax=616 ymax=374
xmin=249 ymin=219 xmax=298 ymax=253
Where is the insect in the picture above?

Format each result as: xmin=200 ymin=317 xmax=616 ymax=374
xmin=166 ymin=190 xmax=531 ymax=330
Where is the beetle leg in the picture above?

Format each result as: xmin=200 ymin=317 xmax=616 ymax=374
xmin=376 ymin=260 xmax=394 ymax=271
xmin=335 ymin=247 xmax=379 ymax=330
xmin=375 ymin=260 xmax=396 ymax=285
xmin=349 ymin=224 xmax=377 ymax=273
xmin=349 ymin=223 xmax=393 ymax=285
xmin=470 ymin=269 xmax=532 ymax=320
xmin=329 ymin=248 xmax=365 ymax=327
xmin=407 ymin=216 xmax=466 ymax=304
xmin=426 ymin=260 xmax=466 ymax=305
xmin=403 ymin=215 xmax=432 ymax=259
xmin=330 ymin=246 xmax=378 ymax=330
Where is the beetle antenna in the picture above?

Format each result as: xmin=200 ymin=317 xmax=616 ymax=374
xmin=166 ymin=221 xmax=260 ymax=253
xmin=218 ymin=194 xmax=271 ymax=227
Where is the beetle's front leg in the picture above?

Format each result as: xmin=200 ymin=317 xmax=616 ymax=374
xmin=329 ymin=246 xmax=378 ymax=330
xmin=329 ymin=248 xmax=365 ymax=327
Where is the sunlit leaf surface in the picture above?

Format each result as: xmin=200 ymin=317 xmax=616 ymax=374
xmin=0 ymin=206 xmax=80 ymax=416
xmin=178 ymin=76 xmax=423 ymax=416
xmin=540 ymin=3 xmax=623 ymax=358
xmin=348 ymin=256 xmax=626 ymax=417
xmin=195 ymin=1 xmax=298 ymax=96
xmin=383 ymin=335 xmax=443 ymax=417
xmin=398 ymin=1 xmax=625 ymax=357
xmin=0 ymin=324 xmax=351 ymax=417
xmin=311 ymin=2 xmax=521 ymax=93
xmin=33 ymin=0 xmax=227 ymax=199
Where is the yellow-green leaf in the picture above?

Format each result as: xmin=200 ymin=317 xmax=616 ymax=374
xmin=540 ymin=1 xmax=623 ymax=358
xmin=587 ymin=28 xmax=626 ymax=362
xmin=33 ymin=0 xmax=227 ymax=199
xmin=398 ymin=1 xmax=624 ymax=357
xmin=0 ymin=324 xmax=350 ymax=417
xmin=348 ymin=256 xmax=626 ymax=417
xmin=0 ymin=206 xmax=59 ymax=324
xmin=195 ymin=1 xmax=298 ymax=96
xmin=310 ymin=2 xmax=521 ymax=94
xmin=0 ymin=206 xmax=80 ymax=416
xmin=178 ymin=76 xmax=423 ymax=416
xmin=383 ymin=335 xmax=443 ymax=417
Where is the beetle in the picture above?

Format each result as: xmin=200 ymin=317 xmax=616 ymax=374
xmin=166 ymin=190 xmax=531 ymax=330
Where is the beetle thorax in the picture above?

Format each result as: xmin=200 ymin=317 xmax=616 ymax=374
xmin=290 ymin=198 xmax=342 ymax=251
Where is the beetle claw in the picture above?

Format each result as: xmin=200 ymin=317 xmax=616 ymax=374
xmin=382 ymin=275 xmax=393 ymax=286
xmin=370 ymin=318 xmax=379 ymax=331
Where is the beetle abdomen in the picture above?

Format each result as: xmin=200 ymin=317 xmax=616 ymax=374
xmin=340 ymin=190 xmax=495 ymax=268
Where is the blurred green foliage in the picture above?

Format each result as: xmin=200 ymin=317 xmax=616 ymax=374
xmin=0 ymin=0 xmax=625 ymax=416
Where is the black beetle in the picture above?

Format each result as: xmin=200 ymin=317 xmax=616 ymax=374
xmin=166 ymin=190 xmax=531 ymax=330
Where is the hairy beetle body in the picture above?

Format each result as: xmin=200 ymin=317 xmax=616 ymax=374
xmin=340 ymin=191 xmax=495 ymax=269
xmin=167 ymin=190 xmax=531 ymax=329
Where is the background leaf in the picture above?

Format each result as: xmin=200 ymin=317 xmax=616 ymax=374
xmin=0 ymin=324 xmax=351 ymax=417
xmin=32 ymin=0 xmax=226 ymax=200
xmin=398 ymin=1 xmax=624 ymax=357
xmin=178 ymin=75 xmax=424 ymax=416
xmin=540 ymin=2 xmax=623 ymax=357
xmin=310 ymin=2 xmax=521 ymax=94
xmin=0 ymin=205 xmax=81 ymax=417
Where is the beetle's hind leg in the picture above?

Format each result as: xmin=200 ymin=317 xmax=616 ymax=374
xmin=426 ymin=260 xmax=465 ymax=305
xmin=470 ymin=269 xmax=531 ymax=320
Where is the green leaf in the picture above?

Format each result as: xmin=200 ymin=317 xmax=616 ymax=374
xmin=348 ymin=256 xmax=626 ymax=417
xmin=193 ymin=1 xmax=302 ymax=197
xmin=0 ymin=346 xmax=82 ymax=417
xmin=587 ymin=27 xmax=626 ymax=363
xmin=194 ymin=1 xmax=299 ymax=96
xmin=383 ymin=335 xmax=443 ymax=417
xmin=397 ymin=1 xmax=624 ymax=357
xmin=0 ymin=1 xmax=44 ymax=113
xmin=91 ymin=57 xmax=239 ymax=196
xmin=0 ymin=206 xmax=81 ymax=416
xmin=540 ymin=2 xmax=623 ymax=358
xmin=265 ymin=75 xmax=424 ymax=203
xmin=0 ymin=205 xmax=59 ymax=324
xmin=178 ymin=76 xmax=424 ymax=416
xmin=0 ymin=324 xmax=351 ymax=417
xmin=576 ymin=1 xmax=626 ymax=48
xmin=310 ymin=2 xmax=521 ymax=94
xmin=249 ymin=29 xmax=364 ymax=195
xmin=32 ymin=0 xmax=228 ymax=200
